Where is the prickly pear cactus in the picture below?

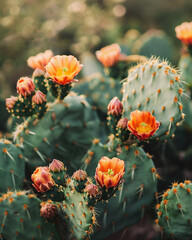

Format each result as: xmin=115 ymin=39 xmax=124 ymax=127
xmin=82 ymin=138 xmax=157 ymax=240
xmin=122 ymin=58 xmax=184 ymax=140
xmin=0 ymin=139 xmax=25 ymax=192
xmin=157 ymin=181 xmax=192 ymax=240
xmin=0 ymin=191 xmax=60 ymax=240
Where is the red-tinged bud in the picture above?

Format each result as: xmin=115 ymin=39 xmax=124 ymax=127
xmin=85 ymin=184 xmax=99 ymax=197
xmin=17 ymin=77 xmax=35 ymax=97
xmin=117 ymin=117 xmax=128 ymax=130
xmin=31 ymin=167 xmax=55 ymax=193
xmin=49 ymin=159 xmax=64 ymax=173
xmin=107 ymin=97 xmax=123 ymax=117
xmin=72 ymin=170 xmax=87 ymax=181
xmin=6 ymin=96 xmax=18 ymax=110
xmin=40 ymin=202 xmax=58 ymax=220
xmin=32 ymin=68 xmax=45 ymax=78
xmin=32 ymin=91 xmax=46 ymax=105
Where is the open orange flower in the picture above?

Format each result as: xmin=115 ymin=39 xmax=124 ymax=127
xmin=31 ymin=167 xmax=55 ymax=193
xmin=95 ymin=156 xmax=125 ymax=189
xmin=128 ymin=110 xmax=160 ymax=140
xmin=27 ymin=50 xmax=54 ymax=71
xmin=96 ymin=43 xmax=121 ymax=67
xmin=175 ymin=22 xmax=192 ymax=46
xmin=45 ymin=55 xmax=83 ymax=85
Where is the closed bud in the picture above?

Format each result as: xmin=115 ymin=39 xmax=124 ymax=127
xmin=117 ymin=117 xmax=128 ymax=130
xmin=6 ymin=96 xmax=18 ymax=110
xmin=49 ymin=159 xmax=64 ymax=173
xmin=31 ymin=167 xmax=55 ymax=193
xmin=72 ymin=170 xmax=87 ymax=181
xmin=107 ymin=97 xmax=123 ymax=116
xmin=17 ymin=77 xmax=35 ymax=97
xmin=40 ymin=202 xmax=58 ymax=220
xmin=32 ymin=91 xmax=46 ymax=105
xmin=85 ymin=184 xmax=99 ymax=197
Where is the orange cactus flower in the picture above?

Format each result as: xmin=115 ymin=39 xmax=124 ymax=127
xmin=17 ymin=77 xmax=35 ymax=97
xmin=31 ymin=167 xmax=55 ymax=193
xmin=27 ymin=50 xmax=54 ymax=71
xmin=45 ymin=55 xmax=83 ymax=85
xmin=96 ymin=43 xmax=121 ymax=67
xmin=175 ymin=22 xmax=192 ymax=46
xmin=95 ymin=156 xmax=125 ymax=189
xmin=127 ymin=110 xmax=160 ymax=140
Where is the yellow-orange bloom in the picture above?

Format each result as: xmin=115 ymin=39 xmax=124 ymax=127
xmin=128 ymin=110 xmax=160 ymax=140
xmin=27 ymin=50 xmax=54 ymax=71
xmin=175 ymin=22 xmax=192 ymax=46
xmin=45 ymin=55 xmax=83 ymax=85
xmin=95 ymin=156 xmax=125 ymax=189
xmin=31 ymin=167 xmax=55 ymax=193
xmin=96 ymin=43 xmax=121 ymax=67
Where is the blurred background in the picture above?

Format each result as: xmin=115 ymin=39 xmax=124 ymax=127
xmin=0 ymin=0 xmax=192 ymax=97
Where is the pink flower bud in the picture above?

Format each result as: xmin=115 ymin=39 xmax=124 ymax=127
xmin=6 ymin=96 xmax=18 ymax=110
xmin=32 ymin=91 xmax=46 ymax=105
xmin=40 ymin=203 xmax=57 ymax=220
xmin=107 ymin=97 xmax=123 ymax=116
xmin=72 ymin=170 xmax=87 ymax=181
xmin=85 ymin=184 xmax=99 ymax=197
xmin=17 ymin=77 xmax=35 ymax=97
xmin=117 ymin=117 xmax=128 ymax=130
xmin=49 ymin=159 xmax=64 ymax=173
xmin=31 ymin=167 xmax=55 ymax=193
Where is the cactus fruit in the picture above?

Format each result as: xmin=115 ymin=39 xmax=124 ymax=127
xmin=0 ymin=191 xmax=60 ymax=240
xmin=0 ymin=139 xmax=25 ymax=192
xmin=157 ymin=181 xmax=192 ymax=240
xmin=122 ymin=58 xmax=184 ymax=141
xmin=82 ymin=138 xmax=157 ymax=240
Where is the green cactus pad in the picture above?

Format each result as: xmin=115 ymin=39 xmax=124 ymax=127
xmin=157 ymin=181 xmax=192 ymax=240
xmin=0 ymin=139 xmax=25 ymax=192
xmin=33 ymin=75 xmax=48 ymax=94
xmin=14 ymin=93 xmax=102 ymax=172
xmin=59 ymin=181 xmax=96 ymax=240
xmin=0 ymin=191 xmax=60 ymax=240
xmin=82 ymin=138 xmax=157 ymax=240
xmin=179 ymin=54 xmax=192 ymax=89
xmin=122 ymin=58 xmax=184 ymax=140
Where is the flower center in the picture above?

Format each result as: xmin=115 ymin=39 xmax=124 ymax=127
xmin=136 ymin=122 xmax=152 ymax=134
xmin=104 ymin=169 xmax=114 ymax=177
xmin=57 ymin=67 xmax=70 ymax=76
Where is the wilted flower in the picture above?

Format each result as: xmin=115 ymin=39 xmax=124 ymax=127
xmin=27 ymin=50 xmax=54 ymax=71
xmin=175 ymin=22 xmax=192 ymax=46
xmin=107 ymin=97 xmax=123 ymax=116
xmin=6 ymin=96 xmax=18 ymax=110
xmin=40 ymin=202 xmax=58 ymax=220
xmin=95 ymin=156 xmax=125 ymax=189
xmin=17 ymin=77 xmax=35 ymax=97
xmin=49 ymin=159 xmax=64 ymax=173
xmin=32 ymin=90 xmax=46 ymax=105
xmin=96 ymin=43 xmax=121 ymax=67
xmin=31 ymin=167 xmax=55 ymax=193
xmin=127 ymin=110 xmax=160 ymax=140
xmin=45 ymin=55 xmax=83 ymax=85
xmin=72 ymin=170 xmax=87 ymax=181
